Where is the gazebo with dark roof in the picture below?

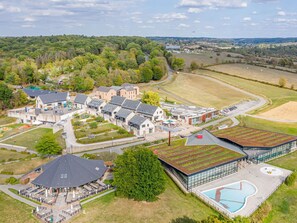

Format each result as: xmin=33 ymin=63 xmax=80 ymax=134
xmin=32 ymin=154 xmax=107 ymax=189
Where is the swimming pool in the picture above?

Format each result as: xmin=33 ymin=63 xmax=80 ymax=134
xmin=202 ymin=180 xmax=257 ymax=213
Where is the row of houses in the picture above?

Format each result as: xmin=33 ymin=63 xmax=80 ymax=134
xmin=96 ymin=83 xmax=140 ymax=101
xmin=87 ymin=96 xmax=164 ymax=136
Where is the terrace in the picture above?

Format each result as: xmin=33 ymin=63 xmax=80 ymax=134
xmin=213 ymin=126 xmax=297 ymax=148
xmin=151 ymin=139 xmax=245 ymax=175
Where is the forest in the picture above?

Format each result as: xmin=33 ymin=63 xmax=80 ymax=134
xmin=0 ymin=35 xmax=184 ymax=93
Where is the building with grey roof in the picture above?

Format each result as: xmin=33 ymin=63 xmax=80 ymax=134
xmin=36 ymin=92 xmax=69 ymax=110
xmin=32 ymin=154 xmax=107 ymax=189
xmin=128 ymin=114 xmax=155 ymax=136
xmin=109 ymin=96 xmax=126 ymax=106
xmin=87 ymin=99 xmax=106 ymax=112
xmin=74 ymin=94 xmax=91 ymax=109
xmin=101 ymin=103 xmax=121 ymax=119
xmin=136 ymin=103 xmax=164 ymax=121
xmin=115 ymin=108 xmax=135 ymax=125
xmin=122 ymin=99 xmax=141 ymax=111
xmin=23 ymin=89 xmax=55 ymax=99
xmin=96 ymin=83 xmax=139 ymax=101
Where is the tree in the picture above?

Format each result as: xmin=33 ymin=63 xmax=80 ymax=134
xmin=171 ymin=57 xmax=185 ymax=71
xmin=190 ymin=61 xmax=199 ymax=71
xmin=113 ymin=148 xmax=165 ymax=201
xmin=0 ymin=82 xmax=13 ymax=109
xmin=279 ymin=77 xmax=287 ymax=88
xmin=35 ymin=133 xmax=62 ymax=156
xmin=141 ymin=91 xmax=160 ymax=106
xmin=140 ymin=63 xmax=153 ymax=83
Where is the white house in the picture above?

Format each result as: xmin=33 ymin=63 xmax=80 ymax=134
xmin=87 ymin=99 xmax=106 ymax=114
xmin=101 ymin=103 xmax=121 ymax=120
xmin=36 ymin=92 xmax=69 ymax=110
xmin=74 ymin=94 xmax=91 ymax=109
xmin=114 ymin=108 xmax=135 ymax=127
xmin=128 ymin=115 xmax=155 ymax=136
xmin=136 ymin=103 xmax=164 ymax=122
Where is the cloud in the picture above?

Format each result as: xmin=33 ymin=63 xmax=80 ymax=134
xmin=252 ymin=11 xmax=257 ymax=14
xmin=188 ymin=8 xmax=202 ymax=13
xmin=223 ymin=16 xmax=230 ymax=20
xmin=179 ymin=0 xmax=248 ymax=9
xmin=178 ymin=23 xmax=190 ymax=28
xmin=205 ymin=25 xmax=214 ymax=29
xmin=277 ymin=11 xmax=286 ymax=16
xmin=243 ymin=17 xmax=252 ymax=21
xmin=32 ymin=9 xmax=75 ymax=16
xmin=194 ymin=20 xmax=200 ymax=23
xmin=21 ymin=24 xmax=36 ymax=28
xmin=24 ymin=17 xmax=36 ymax=22
xmin=6 ymin=6 xmax=21 ymax=13
xmin=153 ymin=13 xmax=187 ymax=22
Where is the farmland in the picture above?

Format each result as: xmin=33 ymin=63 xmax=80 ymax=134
xmin=208 ymin=63 xmax=297 ymax=87
xmin=150 ymin=139 xmax=244 ymax=175
xmin=161 ymin=72 xmax=250 ymax=109
xmin=174 ymin=52 xmax=243 ymax=68
xmin=197 ymin=69 xmax=297 ymax=113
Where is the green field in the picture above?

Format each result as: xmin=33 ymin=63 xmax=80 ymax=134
xmin=0 ymin=157 xmax=52 ymax=175
xmin=209 ymin=63 xmax=297 ymax=88
xmin=71 ymin=175 xmax=217 ymax=223
xmin=3 ymin=128 xmax=53 ymax=150
xmin=0 ymin=117 xmax=16 ymax=126
xmin=237 ymin=115 xmax=297 ymax=136
xmin=198 ymin=69 xmax=297 ymax=113
xmin=0 ymin=123 xmax=33 ymax=139
xmin=161 ymin=72 xmax=250 ymax=109
xmin=77 ymin=130 xmax=133 ymax=144
xmin=0 ymin=149 xmax=30 ymax=162
xmin=0 ymin=192 xmax=38 ymax=223
xmin=174 ymin=52 xmax=243 ymax=68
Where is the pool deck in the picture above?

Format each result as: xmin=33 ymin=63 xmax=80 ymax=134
xmin=191 ymin=163 xmax=291 ymax=218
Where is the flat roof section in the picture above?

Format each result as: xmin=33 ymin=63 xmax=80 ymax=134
xmin=151 ymin=139 xmax=246 ymax=176
xmin=213 ymin=126 xmax=297 ymax=148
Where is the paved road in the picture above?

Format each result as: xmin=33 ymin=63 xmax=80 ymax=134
xmin=0 ymin=185 xmax=38 ymax=207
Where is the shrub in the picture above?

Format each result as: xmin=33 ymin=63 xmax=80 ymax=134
xmin=5 ymin=177 xmax=19 ymax=185
xmin=73 ymin=121 xmax=81 ymax=126
xmin=250 ymin=201 xmax=272 ymax=223
xmin=117 ymin=128 xmax=127 ymax=134
xmin=82 ymin=153 xmax=97 ymax=159
xmin=95 ymin=116 xmax=104 ymax=122
xmin=285 ymin=171 xmax=297 ymax=186
xmin=0 ymin=170 xmax=14 ymax=175
xmin=89 ymin=122 xmax=98 ymax=129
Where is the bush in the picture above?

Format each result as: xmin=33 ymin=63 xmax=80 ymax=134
xmin=285 ymin=171 xmax=297 ymax=186
xmin=5 ymin=177 xmax=19 ymax=185
xmin=73 ymin=121 xmax=81 ymax=126
xmin=82 ymin=153 xmax=97 ymax=159
xmin=0 ymin=170 xmax=14 ymax=175
xmin=117 ymin=128 xmax=127 ymax=134
xmin=250 ymin=201 xmax=272 ymax=223
xmin=95 ymin=116 xmax=104 ymax=122
xmin=89 ymin=122 xmax=98 ymax=129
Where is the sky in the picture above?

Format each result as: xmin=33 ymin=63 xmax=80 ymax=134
xmin=0 ymin=0 xmax=296 ymax=38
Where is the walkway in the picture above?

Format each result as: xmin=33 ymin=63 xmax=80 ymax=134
xmin=0 ymin=185 xmax=38 ymax=207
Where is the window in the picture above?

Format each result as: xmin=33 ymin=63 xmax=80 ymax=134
xmin=60 ymin=174 xmax=67 ymax=179
xmin=142 ymin=124 xmax=146 ymax=128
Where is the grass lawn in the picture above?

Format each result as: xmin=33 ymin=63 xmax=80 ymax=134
xmin=237 ymin=115 xmax=297 ymax=136
xmin=198 ymin=69 xmax=297 ymax=113
xmin=70 ymin=174 xmax=217 ymax=223
xmin=0 ymin=149 xmax=29 ymax=162
xmin=0 ymin=157 xmax=52 ymax=175
xmin=3 ymin=128 xmax=52 ymax=150
xmin=209 ymin=63 xmax=297 ymax=88
xmin=0 ymin=116 xmax=16 ymax=126
xmin=0 ymin=192 xmax=38 ymax=223
xmin=162 ymin=72 xmax=250 ymax=109
xmin=77 ymin=131 xmax=133 ymax=144
xmin=268 ymin=150 xmax=297 ymax=171
xmin=74 ymin=123 xmax=120 ymax=139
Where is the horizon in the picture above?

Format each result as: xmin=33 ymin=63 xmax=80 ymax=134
xmin=0 ymin=0 xmax=296 ymax=38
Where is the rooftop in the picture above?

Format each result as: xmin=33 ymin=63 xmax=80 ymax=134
xmin=115 ymin=108 xmax=134 ymax=119
xmin=38 ymin=92 xmax=68 ymax=104
xmin=23 ymin=89 xmax=55 ymax=97
xmin=74 ymin=94 xmax=88 ymax=104
xmin=32 ymin=154 xmax=107 ymax=188
xmin=101 ymin=103 xmax=119 ymax=113
xmin=152 ymin=139 xmax=245 ymax=175
xmin=213 ymin=126 xmax=297 ymax=148
xmin=128 ymin=114 xmax=147 ymax=127
xmin=136 ymin=103 xmax=158 ymax=116
xmin=110 ymin=96 xmax=126 ymax=106
xmin=88 ymin=99 xmax=105 ymax=108
xmin=122 ymin=99 xmax=141 ymax=111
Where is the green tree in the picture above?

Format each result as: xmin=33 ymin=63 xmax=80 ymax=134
xmin=0 ymin=82 xmax=13 ymax=109
xmin=279 ymin=77 xmax=287 ymax=88
xmin=35 ymin=133 xmax=62 ymax=156
xmin=140 ymin=63 xmax=153 ymax=83
xmin=113 ymin=148 xmax=165 ymax=202
xmin=141 ymin=91 xmax=160 ymax=106
xmin=171 ymin=57 xmax=185 ymax=71
xmin=190 ymin=61 xmax=199 ymax=71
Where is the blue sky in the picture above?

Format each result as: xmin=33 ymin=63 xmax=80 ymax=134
xmin=0 ymin=0 xmax=296 ymax=37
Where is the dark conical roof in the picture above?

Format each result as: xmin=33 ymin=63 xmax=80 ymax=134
xmin=32 ymin=154 xmax=107 ymax=189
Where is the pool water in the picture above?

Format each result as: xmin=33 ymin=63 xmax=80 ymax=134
xmin=202 ymin=181 xmax=257 ymax=213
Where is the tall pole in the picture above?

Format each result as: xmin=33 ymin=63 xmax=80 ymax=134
xmin=168 ymin=131 xmax=171 ymax=146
